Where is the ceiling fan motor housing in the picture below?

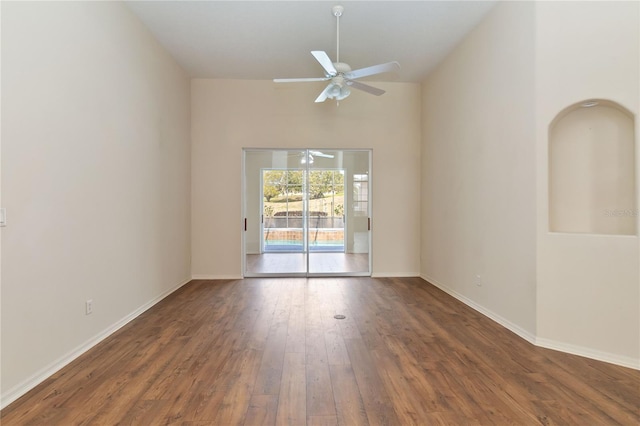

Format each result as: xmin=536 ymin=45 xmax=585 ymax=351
xmin=333 ymin=62 xmax=351 ymax=74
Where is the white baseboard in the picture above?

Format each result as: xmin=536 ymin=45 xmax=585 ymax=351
xmin=191 ymin=274 xmax=243 ymax=280
xmin=372 ymin=272 xmax=421 ymax=278
xmin=420 ymin=274 xmax=639 ymax=370
xmin=535 ymin=338 xmax=640 ymax=370
xmin=0 ymin=278 xmax=192 ymax=410
xmin=421 ymin=274 xmax=537 ymax=344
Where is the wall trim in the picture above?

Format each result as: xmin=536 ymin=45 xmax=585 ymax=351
xmin=372 ymin=272 xmax=421 ymax=278
xmin=420 ymin=274 xmax=639 ymax=370
xmin=535 ymin=338 xmax=640 ymax=370
xmin=0 ymin=278 xmax=192 ymax=410
xmin=421 ymin=274 xmax=537 ymax=344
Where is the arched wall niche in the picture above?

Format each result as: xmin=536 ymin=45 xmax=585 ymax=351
xmin=549 ymin=99 xmax=637 ymax=235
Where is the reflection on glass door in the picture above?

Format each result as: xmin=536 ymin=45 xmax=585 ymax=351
xmin=243 ymin=149 xmax=370 ymax=276
xmin=262 ymin=169 xmax=305 ymax=253
xmin=306 ymin=169 xmax=345 ymax=253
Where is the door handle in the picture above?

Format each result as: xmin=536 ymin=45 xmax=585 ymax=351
xmin=244 ymin=218 xmax=247 ymax=231
xmin=368 ymin=217 xmax=371 ymax=231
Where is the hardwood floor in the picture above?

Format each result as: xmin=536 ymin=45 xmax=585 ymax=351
xmin=2 ymin=277 xmax=639 ymax=425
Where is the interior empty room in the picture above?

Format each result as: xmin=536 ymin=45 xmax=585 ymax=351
xmin=1 ymin=1 xmax=638 ymax=424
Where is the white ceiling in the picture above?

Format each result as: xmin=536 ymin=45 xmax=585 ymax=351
xmin=125 ymin=1 xmax=497 ymax=83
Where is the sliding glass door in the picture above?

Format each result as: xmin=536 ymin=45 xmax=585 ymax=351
xmin=243 ymin=149 xmax=371 ymax=276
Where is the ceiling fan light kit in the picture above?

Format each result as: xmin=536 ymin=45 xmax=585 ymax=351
xmin=274 ymin=5 xmax=400 ymax=103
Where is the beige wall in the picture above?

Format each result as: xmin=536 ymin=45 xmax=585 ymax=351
xmin=1 ymin=1 xmax=191 ymax=406
xmin=0 ymin=2 xmax=3 ymax=401
xmin=549 ymin=102 xmax=636 ymax=235
xmin=422 ymin=0 xmax=639 ymax=368
xmin=421 ymin=1 xmax=537 ymax=338
xmin=535 ymin=1 xmax=639 ymax=366
xmin=191 ymin=79 xmax=421 ymax=278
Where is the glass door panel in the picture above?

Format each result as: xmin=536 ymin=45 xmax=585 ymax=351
xmin=244 ymin=149 xmax=306 ymax=275
xmin=308 ymin=150 xmax=370 ymax=275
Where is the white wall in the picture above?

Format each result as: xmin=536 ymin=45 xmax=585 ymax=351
xmin=1 ymin=1 xmax=191 ymax=406
xmin=535 ymin=1 xmax=639 ymax=367
xmin=191 ymin=79 xmax=421 ymax=278
xmin=421 ymin=1 xmax=537 ymax=338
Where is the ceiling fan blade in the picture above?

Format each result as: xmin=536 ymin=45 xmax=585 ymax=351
xmin=346 ymin=80 xmax=386 ymax=96
xmin=311 ymin=51 xmax=337 ymax=76
xmin=345 ymin=61 xmax=400 ymax=80
xmin=310 ymin=150 xmax=334 ymax=158
xmin=274 ymin=77 xmax=330 ymax=83
xmin=314 ymin=83 xmax=333 ymax=103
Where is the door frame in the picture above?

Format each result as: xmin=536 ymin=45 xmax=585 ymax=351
xmin=242 ymin=148 xmax=372 ymax=277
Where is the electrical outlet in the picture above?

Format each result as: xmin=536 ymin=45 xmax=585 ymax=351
xmin=475 ymin=274 xmax=482 ymax=286
xmin=86 ymin=299 xmax=93 ymax=315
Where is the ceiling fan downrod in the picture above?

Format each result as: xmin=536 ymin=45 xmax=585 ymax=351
xmin=332 ymin=5 xmax=344 ymax=63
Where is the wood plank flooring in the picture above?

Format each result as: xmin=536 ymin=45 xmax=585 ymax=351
xmin=2 ymin=277 xmax=639 ymax=425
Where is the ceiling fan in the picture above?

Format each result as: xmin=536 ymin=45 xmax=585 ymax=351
xmin=274 ymin=5 xmax=400 ymax=103
xmin=309 ymin=150 xmax=334 ymax=158
xmin=304 ymin=150 xmax=334 ymax=164
xmin=288 ymin=150 xmax=334 ymax=164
